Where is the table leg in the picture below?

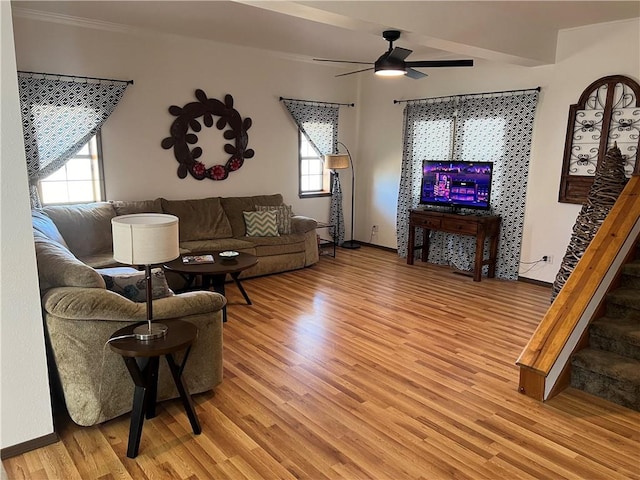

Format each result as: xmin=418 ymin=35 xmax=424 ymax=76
xmin=207 ymin=274 xmax=227 ymax=322
xmin=422 ymin=228 xmax=430 ymax=263
xmin=123 ymin=357 xmax=149 ymax=458
xmin=231 ymin=272 xmax=252 ymax=305
xmin=166 ymin=350 xmax=201 ymax=435
xmin=145 ymin=357 xmax=159 ymax=419
xmin=474 ymin=233 xmax=485 ymax=282
xmin=407 ymin=223 xmax=415 ymax=265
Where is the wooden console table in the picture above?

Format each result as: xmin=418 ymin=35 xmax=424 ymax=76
xmin=407 ymin=209 xmax=501 ymax=282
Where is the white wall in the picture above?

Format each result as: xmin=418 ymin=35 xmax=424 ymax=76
xmin=523 ymin=19 xmax=640 ymax=282
xmin=0 ymin=2 xmax=54 ymax=449
xmin=11 ymin=16 xmax=359 ymax=228
xmin=356 ymin=18 xmax=639 ymax=283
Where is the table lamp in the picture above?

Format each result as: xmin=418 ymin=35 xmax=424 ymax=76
xmin=112 ymin=214 xmax=179 ymax=340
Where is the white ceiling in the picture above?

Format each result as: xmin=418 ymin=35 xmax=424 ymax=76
xmin=11 ymin=1 xmax=640 ymax=69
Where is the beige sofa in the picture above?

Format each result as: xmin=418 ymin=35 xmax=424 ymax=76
xmin=33 ymin=194 xmax=318 ymax=427
xmin=44 ymin=193 xmax=319 ymax=279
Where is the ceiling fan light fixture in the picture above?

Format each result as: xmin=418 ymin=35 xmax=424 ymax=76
xmin=374 ymin=54 xmax=407 ymax=77
xmin=375 ymin=68 xmax=407 ymax=77
xmin=314 ymin=30 xmax=473 ymax=79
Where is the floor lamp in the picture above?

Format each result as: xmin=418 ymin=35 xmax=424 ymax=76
xmin=325 ymin=142 xmax=360 ymax=249
xmin=112 ymin=214 xmax=180 ymax=340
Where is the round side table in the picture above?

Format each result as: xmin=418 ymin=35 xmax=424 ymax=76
xmin=109 ymin=319 xmax=201 ymax=458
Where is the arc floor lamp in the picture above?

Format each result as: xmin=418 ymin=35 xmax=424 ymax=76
xmin=325 ymin=142 xmax=360 ymax=249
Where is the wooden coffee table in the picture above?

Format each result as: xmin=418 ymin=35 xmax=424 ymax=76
xmin=164 ymin=252 xmax=258 ymax=322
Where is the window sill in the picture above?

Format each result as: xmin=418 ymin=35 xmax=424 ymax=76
xmin=299 ymin=191 xmax=332 ymax=199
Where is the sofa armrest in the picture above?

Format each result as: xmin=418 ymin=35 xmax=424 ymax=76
xmin=291 ymin=215 xmax=318 ymax=234
xmin=42 ymin=287 xmax=226 ymax=321
xmin=43 ymin=288 xmax=224 ymax=426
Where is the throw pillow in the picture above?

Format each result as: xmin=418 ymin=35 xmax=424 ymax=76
xmin=31 ymin=209 xmax=69 ymax=248
xmin=101 ymin=268 xmax=174 ymax=302
xmin=243 ymin=210 xmax=280 ymax=237
xmin=255 ymin=204 xmax=293 ymax=234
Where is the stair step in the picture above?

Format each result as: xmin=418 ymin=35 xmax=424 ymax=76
xmin=605 ymin=287 xmax=640 ymax=318
xmin=622 ymin=261 xmax=640 ymax=288
xmin=623 ymin=260 xmax=640 ymax=277
xmin=571 ymin=348 xmax=640 ymax=411
xmin=622 ymin=260 xmax=640 ymax=288
xmin=590 ymin=317 xmax=640 ymax=360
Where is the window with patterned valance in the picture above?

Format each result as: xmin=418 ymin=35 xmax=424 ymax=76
xmin=559 ymin=75 xmax=640 ymax=204
xmin=282 ymin=98 xmax=347 ymax=245
xmin=17 ymin=72 xmax=131 ymax=207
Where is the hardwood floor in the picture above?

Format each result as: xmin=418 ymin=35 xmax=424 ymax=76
xmin=4 ymin=246 xmax=640 ymax=479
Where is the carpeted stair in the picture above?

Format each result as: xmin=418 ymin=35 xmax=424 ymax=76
xmin=571 ymin=260 xmax=640 ymax=411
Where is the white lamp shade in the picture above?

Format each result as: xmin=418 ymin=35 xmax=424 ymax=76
xmin=325 ymin=154 xmax=349 ymax=170
xmin=112 ymin=214 xmax=179 ymax=265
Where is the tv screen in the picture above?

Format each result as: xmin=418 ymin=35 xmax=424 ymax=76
xmin=419 ymin=161 xmax=493 ymax=210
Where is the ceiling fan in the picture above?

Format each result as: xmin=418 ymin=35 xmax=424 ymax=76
xmin=314 ymin=30 xmax=473 ymax=79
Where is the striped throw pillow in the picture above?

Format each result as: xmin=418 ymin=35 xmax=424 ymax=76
xmin=243 ymin=210 xmax=280 ymax=237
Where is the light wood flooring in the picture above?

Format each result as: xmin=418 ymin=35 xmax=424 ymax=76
xmin=4 ymin=246 xmax=640 ymax=479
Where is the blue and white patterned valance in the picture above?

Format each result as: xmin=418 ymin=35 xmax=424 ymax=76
xmin=17 ymin=72 xmax=131 ymax=206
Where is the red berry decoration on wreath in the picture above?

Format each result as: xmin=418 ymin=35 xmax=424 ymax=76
xmin=161 ymin=90 xmax=254 ymax=181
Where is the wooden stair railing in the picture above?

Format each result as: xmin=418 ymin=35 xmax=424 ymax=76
xmin=517 ymin=173 xmax=640 ymax=401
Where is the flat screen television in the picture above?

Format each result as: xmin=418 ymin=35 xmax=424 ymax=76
xmin=419 ymin=160 xmax=493 ymax=211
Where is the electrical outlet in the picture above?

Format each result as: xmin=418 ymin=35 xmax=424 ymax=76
xmin=372 ymin=225 xmax=379 ymax=233
xmin=543 ymin=255 xmax=553 ymax=264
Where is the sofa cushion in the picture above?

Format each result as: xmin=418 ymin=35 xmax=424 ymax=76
xmin=221 ymin=194 xmax=284 ymax=237
xmin=100 ymin=267 xmax=174 ymax=302
xmin=180 ymin=237 xmax=255 ymax=254
xmin=33 ymin=231 xmax=106 ymax=291
xmin=161 ymin=197 xmax=232 ymax=241
xmin=42 ymin=202 xmax=116 ymax=258
xmin=243 ymin=210 xmax=279 ymax=237
xmin=78 ymin=252 xmax=119 ymax=269
xmin=32 ymin=209 xmax=69 ymax=248
xmin=111 ymin=199 xmax=163 ymax=216
xmin=255 ymin=204 xmax=293 ymax=234
xmin=243 ymin=234 xmax=306 ymax=256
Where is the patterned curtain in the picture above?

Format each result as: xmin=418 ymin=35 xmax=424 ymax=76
xmin=396 ymin=91 xmax=539 ymax=280
xmin=396 ymin=100 xmax=456 ymax=258
xmin=329 ymin=174 xmax=345 ymax=245
xmin=18 ymin=73 xmax=130 ymax=207
xmin=282 ymin=99 xmax=344 ymax=244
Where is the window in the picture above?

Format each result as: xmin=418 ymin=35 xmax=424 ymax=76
xmin=414 ymin=119 xmax=454 ymax=160
xmin=460 ymin=117 xmax=506 ymax=161
xmin=38 ymin=133 xmax=105 ymax=205
xmin=299 ymin=131 xmax=331 ymax=197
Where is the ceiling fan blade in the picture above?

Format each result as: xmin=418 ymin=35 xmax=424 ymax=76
xmin=406 ymin=68 xmax=428 ymax=80
xmin=314 ymin=58 xmax=374 ymax=65
xmin=387 ymin=46 xmax=412 ymax=61
xmin=335 ymin=67 xmax=375 ymax=77
xmin=407 ymin=59 xmax=474 ymax=68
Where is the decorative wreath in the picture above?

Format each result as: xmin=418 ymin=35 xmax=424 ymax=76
xmin=161 ymin=89 xmax=254 ymax=181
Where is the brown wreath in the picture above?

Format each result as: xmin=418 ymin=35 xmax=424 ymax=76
xmin=161 ymin=90 xmax=254 ymax=180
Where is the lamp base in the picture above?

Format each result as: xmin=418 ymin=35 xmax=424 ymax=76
xmin=341 ymin=240 xmax=361 ymax=249
xmin=133 ymin=323 xmax=168 ymax=341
